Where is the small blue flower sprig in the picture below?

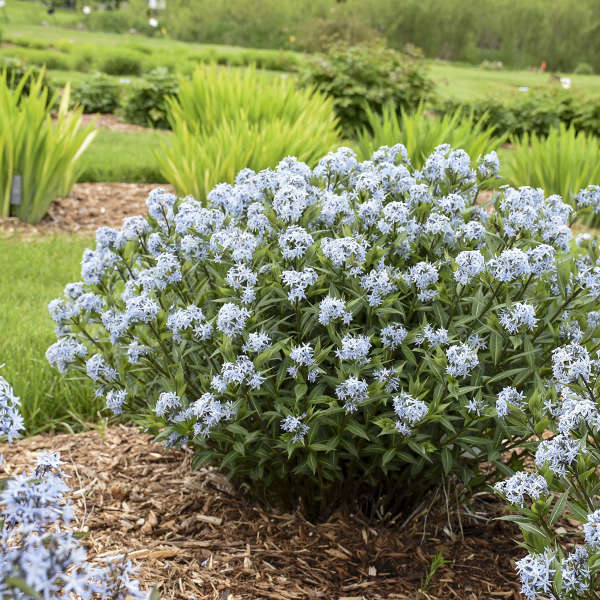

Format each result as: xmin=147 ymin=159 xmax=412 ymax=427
xmin=0 ymin=374 xmax=154 ymax=599
xmin=495 ymin=339 xmax=600 ymax=600
xmin=45 ymin=142 xmax=600 ymax=512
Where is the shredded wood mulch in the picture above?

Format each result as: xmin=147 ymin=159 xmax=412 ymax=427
xmin=0 ymin=183 xmax=172 ymax=236
xmin=80 ymin=113 xmax=152 ymax=133
xmin=1 ymin=425 xmax=524 ymax=599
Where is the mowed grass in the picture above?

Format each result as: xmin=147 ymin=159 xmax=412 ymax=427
xmin=428 ymin=60 xmax=600 ymax=100
xmin=78 ymin=129 xmax=169 ymax=183
xmin=0 ymin=235 xmax=103 ymax=435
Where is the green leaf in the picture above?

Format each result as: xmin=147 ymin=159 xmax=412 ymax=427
xmin=345 ymin=421 xmax=370 ymax=440
xmin=441 ymin=447 xmax=452 ymax=475
xmin=306 ymin=452 xmax=318 ymax=475
xmin=549 ymin=491 xmax=569 ymax=526
xmin=294 ymin=383 xmax=308 ymax=401
xmin=381 ymin=448 xmax=396 ymax=467
xmin=490 ymin=330 xmax=503 ymax=365
xmin=148 ymin=588 xmax=161 ymax=600
xmin=5 ymin=577 xmax=42 ymax=599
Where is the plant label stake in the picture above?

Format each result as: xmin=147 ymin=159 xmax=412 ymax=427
xmin=10 ymin=175 xmax=22 ymax=206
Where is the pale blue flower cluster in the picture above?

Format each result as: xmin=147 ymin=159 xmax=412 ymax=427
xmin=380 ymin=324 xmax=408 ymax=350
xmin=454 ymin=250 xmax=485 ymax=285
xmin=496 ymin=386 xmax=526 ymax=418
xmin=515 ymin=550 xmax=555 ymax=600
xmin=281 ymin=267 xmax=318 ymax=301
xmin=445 ymin=343 xmax=479 ymax=378
xmin=216 ymin=303 xmax=250 ymax=339
xmin=281 ymin=414 xmax=309 ymax=443
xmin=392 ymin=392 xmax=428 ymax=434
xmin=319 ymin=296 xmax=352 ymax=326
xmin=190 ymin=393 xmax=236 ymax=438
xmin=499 ymin=302 xmax=538 ymax=334
xmin=167 ymin=305 xmax=213 ymax=342
xmin=534 ymin=434 xmax=580 ymax=477
xmin=495 ymin=471 xmax=548 ymax=507
xmin=46 ymin=337 xmax=88 ymax=374
xmin=576 ymin=185 xmax=600 ymax=213
xmin=552 ymin=343 xmax=593 ymax=383
xmin=0 ymin=377 xmax=149 ymax=599
xmin=335 ymin=334 xmax=372 ymax=364
xmin=0 ymin=375 xmax=24 ymax=443
xmin=335 ymin=377 xmax=369 ymax=413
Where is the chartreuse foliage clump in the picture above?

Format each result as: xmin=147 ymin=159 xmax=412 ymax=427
xmin=355 ymin=103 xmax=505 ymax=169
xmin=45 ymin=143 xmax=600 ymax=517
xmin=0 ymin=69 xmax=96 ymax=224
xmin=158 ymin=65 xmax=340 ymax=201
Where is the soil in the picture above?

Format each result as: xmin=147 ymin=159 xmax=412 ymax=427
xmin=79 ymin=113 xmax=152 ymax=133
xmin=0 ymin=426 xmax=525 ymax=600
xmin=0 ymin=182 xmax=172 ymax=236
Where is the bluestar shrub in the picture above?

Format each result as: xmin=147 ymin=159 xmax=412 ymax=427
xmin=46 ymin=144 xmax=600 ymax=514
xmin=495 ymin=252 xmax=600 ymax=599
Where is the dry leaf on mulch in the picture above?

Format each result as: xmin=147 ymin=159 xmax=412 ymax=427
xmin=0 ymin=425 xmax=524 ymax=600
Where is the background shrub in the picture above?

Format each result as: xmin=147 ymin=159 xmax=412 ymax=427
xmin=72 ymin=73 xmax=121 ymax=114
xmin=0 ymin=71 xmax=96 ymax=224
xmin=0 ymin=56 xmax=54 ymax=98
xmin=0 ymin=47 xmax=73 ymax=71
xmin=100 ymin=51 xmax=143 ymax=76
xmin=158 ymin=65 xmax=340 ymax=198
xmin=69 ymin=0 xmax=600 ymax=73
xmin=574 ymin=61 xmax=594 ymax=75
xmin=83 ymin=5 xmax=154 ymax=36
xmin=47 ymin=144 xmax=599 ymax=517
xmin=123 ymin=67 xmax=178 ymax=129
xmin=436 ymin=88 xmax=596 ymax=139
xmin=300 ymin=42 xmax=434 ymax=137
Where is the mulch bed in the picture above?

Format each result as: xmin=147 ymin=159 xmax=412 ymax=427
xmin=0 ymin=182 xmax=172 ymax=236
xmin=79 ymin=113 xmax=153 ymax=133
xmin=0 ymin=425 xmax=524 ymax=599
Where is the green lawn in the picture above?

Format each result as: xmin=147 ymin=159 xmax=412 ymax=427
xmin=428 ymin=60 xmax=600 ymax=101
xmin=78 ymin=128 xmax=169 ymax=183
xmin=0 ymin=235 xmax=103 ymax=435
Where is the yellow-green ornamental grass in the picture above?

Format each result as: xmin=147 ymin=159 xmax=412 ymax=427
xmin=158 ymin=65 xmax=340 ymax=200
xmin=504 ymin=124 xmax=600 ymax=214
xmin=355 ymin=103 xmax=505 ymax=168
xmin=0 ymin=69 xmax=96 ymax=224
